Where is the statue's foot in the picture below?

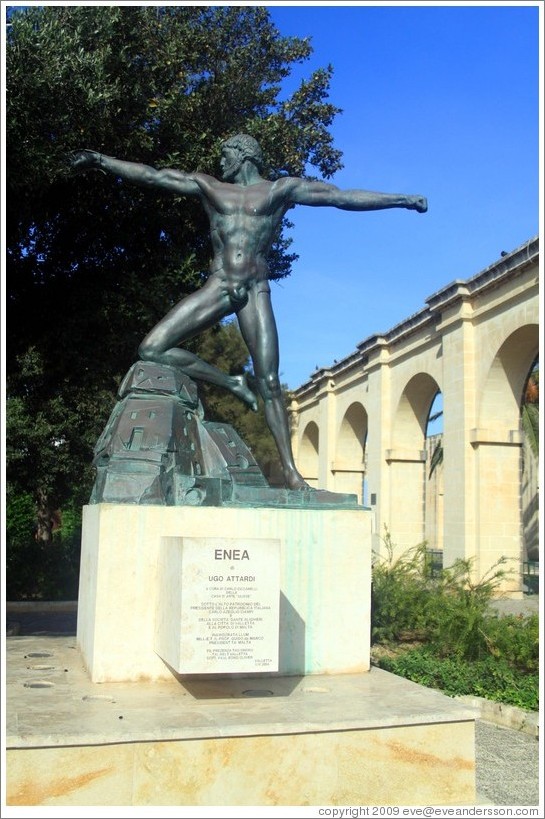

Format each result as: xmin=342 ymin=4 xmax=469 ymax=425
xmin=232 ymin=373 xmax=258 ymax=412
xmin=284 ymin=468 xmax=313 ymax=491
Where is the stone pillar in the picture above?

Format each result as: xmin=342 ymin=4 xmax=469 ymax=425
xmin=364 ymin=339 xmax=391 ymax=556
xmin=470 ymin=429 xmax=524 ymax=595
xmin=314 ymin=372 xmax=337 ymax=491
xmin=385 ymin=449 xmax=427 ymax=548
xmin=439 ymin=299 xmax=479 ymax=569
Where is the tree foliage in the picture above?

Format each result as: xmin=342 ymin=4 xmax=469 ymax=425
xmin=6 ymin=5 xmax=343 ymax=540
xmin=521 ymin=362 xmax=539 ymax=458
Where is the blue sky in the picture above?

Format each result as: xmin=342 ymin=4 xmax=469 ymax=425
xmin=1 ymin=1 xmax=540 ymax=393
xmin=264 ymin=2 xmax=541 ymax=389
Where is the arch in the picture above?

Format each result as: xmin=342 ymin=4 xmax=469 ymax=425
xmin=337 ymin=402 xmax=368 ymax=463
xmin=334 ymin=402 xmax=368 ymax=500
xmin=299 ymin=421 xmax=319 ymax=486
xmin=388 ymin=372 xmax=441 ymax=553
xmin=478 ymin=324 xmax=539 ymax=431
xmin=392 ymin=372 xmax=441 ymax=449
xmin=425 ymin=389 xmax=444 ymax=554
xmin=474 ymin=324 xmax=539 ymax=581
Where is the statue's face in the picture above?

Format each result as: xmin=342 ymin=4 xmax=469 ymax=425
xmin=220 ymin=145 xmax=241 ymax=181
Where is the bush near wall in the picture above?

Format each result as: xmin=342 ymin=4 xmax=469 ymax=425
xmin=371 ymin=530 xmax=539 ymax=712
xmin=6 ymin=492 xmax=81 ymax=601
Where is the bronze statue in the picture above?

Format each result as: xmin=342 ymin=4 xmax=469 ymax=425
xmin=69 ymin=135 xmax=427 ymax=490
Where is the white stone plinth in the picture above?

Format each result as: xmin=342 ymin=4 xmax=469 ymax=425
xmin=155 ymin=536 xmax=281 ymax=674
xmin=6 ymin=634 xmax=478 ymax=807
xmin=77 ymin=503 xmax=372 ymax=682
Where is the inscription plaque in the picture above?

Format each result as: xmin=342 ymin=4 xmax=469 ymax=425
xmin=155 ymin=536 xmax=281 ymax=673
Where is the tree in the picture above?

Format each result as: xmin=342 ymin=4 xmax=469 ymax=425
xmin=6 ymin=5 xmax=343 ymax=540
xmin=521 ymin=362 xmax=539 ymax=458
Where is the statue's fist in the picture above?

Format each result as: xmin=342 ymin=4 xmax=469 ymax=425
xmin=407 ymin=195 xmax=428 ymax=213
xmin=66 ymin=149 xmax=101 ymax=173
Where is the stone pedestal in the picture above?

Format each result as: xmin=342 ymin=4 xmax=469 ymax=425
xmin=6 ymin=637 xmax=478 ymax=807
xmin=77 ymin=503 xmax=372 ymax=683
xmin=7 ymin=503 xmax=478 ymax=807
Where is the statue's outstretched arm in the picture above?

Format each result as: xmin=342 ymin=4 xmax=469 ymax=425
xmin=289 ymin=178 xmax=427 ymax=213
xmin=66 ymin=149 xmax=200 ymax=196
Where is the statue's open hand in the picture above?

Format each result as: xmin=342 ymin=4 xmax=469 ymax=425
xmin=407 ymin=195 xmax=428 ymax=213
xmin=65 ymin=149 xmax=102 ymax=174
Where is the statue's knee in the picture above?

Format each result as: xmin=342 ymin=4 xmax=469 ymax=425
xmin=138 ymin=339 xmax=156 ymax=361
xmin=258 ymin=373 xmax=281 ymax=400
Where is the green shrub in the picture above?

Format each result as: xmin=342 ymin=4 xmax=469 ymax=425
xmin=481 ymin=613 xmax=539 ymax=674
xmin=6 ymin=535 xmax=81 ymax=601
xmin=371 ymin=529 xmax=538 ymax=710
xmin=371 ymin=531 xmax=436 ymax=643
xmin=371 ymin=528 xmax=509 ymax=655
xmin=423 ymin=556 xmax=510 ymax=660
xmin=375 ymin=648 xmax=539 ymax=712
xmin=6 ymin=493 xmax=81 ymax=601
xmin=5 ymin=491 xmax=36 ymax=547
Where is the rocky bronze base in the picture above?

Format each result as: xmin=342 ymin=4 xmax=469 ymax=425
xmin=90 ymin=361 xmax=359 ymax=508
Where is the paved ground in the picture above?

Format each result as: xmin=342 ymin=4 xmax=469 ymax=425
xmin=488 ymin=594 xmax=540 ymax=617
xmin=475 ymin=720 xmax=540 ymax=806
xmin=6 ymin=607 xmax=78 ymax=637
xmin=5 ymin=601 xmax=542 ymax=807
xmin=472 ymin=591 xmax=541 ymax=806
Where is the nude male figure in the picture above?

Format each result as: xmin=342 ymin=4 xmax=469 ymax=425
xmin=70 ymin=134 xmax=427 ymax=490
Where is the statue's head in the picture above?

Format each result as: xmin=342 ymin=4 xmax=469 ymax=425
xmin=221 ymin=134 xmax=264 ymax=177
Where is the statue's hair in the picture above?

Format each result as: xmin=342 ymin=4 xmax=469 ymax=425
xmin=222 ymin=134 xmax=263 ymax=170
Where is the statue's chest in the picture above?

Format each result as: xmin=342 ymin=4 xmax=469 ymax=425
xmin=219 ymin=186 xmax=273 ymax=218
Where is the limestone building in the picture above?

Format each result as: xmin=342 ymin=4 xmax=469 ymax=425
xmin=289 ymin=237 xmax=539 ymax=595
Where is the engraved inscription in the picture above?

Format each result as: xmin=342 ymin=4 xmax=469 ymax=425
xmin=176 ymin=537 xmax=280 ymax=673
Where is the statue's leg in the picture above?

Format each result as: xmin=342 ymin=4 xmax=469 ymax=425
xmin=139 ymin=277 xmax=257 ymax=410
xmin=237 ymin=288 xmax=310 ymax=490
